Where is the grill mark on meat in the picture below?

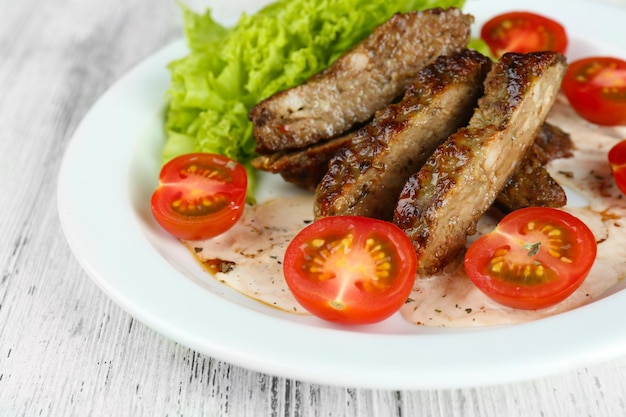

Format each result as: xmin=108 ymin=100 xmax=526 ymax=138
xmin=313 ymin=50 xmax=492 ymax=221
xmin=393 ymin=51 xmax=568 ymax=276
xmin=249 ymin=8 xmax=473 ymax=154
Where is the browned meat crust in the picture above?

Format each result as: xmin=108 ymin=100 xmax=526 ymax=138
xmin=251 ymin=132 xmax=356 ymax=189
xmin=531 ymin=122 xmax=574 ymax=164
xmin=314 ymin=50 xmax=492 ymax=221
xmin=393 ymin=52 xmax=568 ymax=275
xmin=251 ymin=121 xmax=574 ymax=194
xmin=495 ymin=149 xmax=567 ymax=212
xmin=495 ymin=123 xmax=573 ymax=212
xmin=249 ymin=8 xmax=473 ymax=154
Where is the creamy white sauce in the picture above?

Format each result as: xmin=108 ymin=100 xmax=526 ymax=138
xmin=187 ymin=195 xmax=312 ymax=313
xmin=184 ymin=96 xmax=626 ymax=327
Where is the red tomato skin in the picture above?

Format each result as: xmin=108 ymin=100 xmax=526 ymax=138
xmin=480 ymin=11 xmax=568 ymax=57
xmin=609 ymin=140 xmax=626 ymax=194
xmin=151 ymin=153 xmax=247 ymax=241
xmin=283 ymin=216 xmax=417 ymax=325
xmin=464 ymin=208 xmax=597 ymax=310
xmin=562 ymin=57 xmax=626 ymax=126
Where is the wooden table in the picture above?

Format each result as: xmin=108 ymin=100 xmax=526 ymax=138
xmin=2 ymin=0 xmax=626 ymax=415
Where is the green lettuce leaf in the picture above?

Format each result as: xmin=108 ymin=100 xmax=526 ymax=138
xmin=164 ymin=0 xmax=467 ymax=198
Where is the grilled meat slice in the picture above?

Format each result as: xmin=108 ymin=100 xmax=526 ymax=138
xmin=393 ymin=52 xmax=568 ymax=275
xmin=494 ymin=122 xmax=574 ymax=212
xmin=531 ymin=122 xmax=574 ymax=164
xmin=495 ymin=148 xmax=567 ymax=212
xmin=250 ymin=8 xmax=473 ymax=154
xmin=314 ymin=50 xmax=492 ymax=221
xmin=252 ymin=122 xmax=574 ymax=192
xmin=251 ymin=132 xmax=356 ymax=189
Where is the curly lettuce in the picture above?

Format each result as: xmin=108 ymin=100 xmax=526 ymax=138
xmin=163 ymin=0 xmax=468 ymax=197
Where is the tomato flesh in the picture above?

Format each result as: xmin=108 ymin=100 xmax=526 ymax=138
xmin=562 ymin=57 xmax=626 ymax=126
xmin=151 ymin=153 xmax=247 ymax=241
xmin=464 ymin=207 xmax=596 ymax=310
xmin=480 ymin=11 xmax=568 ymax=58
xmin=283 ymin=216 xmax=417 ymax=325
xmin=609 ymin=139 xmax=626 ymax=194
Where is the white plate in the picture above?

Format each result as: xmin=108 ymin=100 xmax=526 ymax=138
xmin=58 ymin=0 xmax=626 ymax=390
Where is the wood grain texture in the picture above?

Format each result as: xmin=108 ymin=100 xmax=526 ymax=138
xmin=1 ymin=0 xmax=626 ymax=416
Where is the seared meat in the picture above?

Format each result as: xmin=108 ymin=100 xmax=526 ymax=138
xmin=393 ymin=52 xmax=568 ymax=275
xmin=314 ymin=50 xmax=492 ymax=221
xmin=496 ymin=122 xmax=573 ymax=212
xmin=494 ymin=123 xmax=573 ymax=213
xmin=495 ymin=149 xmax=567 ymax=212
xmin=251 ymin=132 xmax=356 ymax=189
xmin=531 ymin=122 xmax=574 ymax=164
xmin=250 ymin=8 xmax=473 ymax=154
xmin=495 ymin=123 xmax=573 ymax=212
xmin=252 ymin=122 xmax=574 ymax=193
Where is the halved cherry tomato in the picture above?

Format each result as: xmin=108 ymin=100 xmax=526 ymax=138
xmin=480 ymin=11 xmax=568 ymax=58
xmin=151 ymin=153 xmax=247 ymax=241
xmin=609 ymin=139 xmax=626 ymax=194
xmin=562 ymin=57 xmax=626 ymax=126
xmin=283 ymin=216 xmax=417 ymax=325
xmin=464 ymin=207 xmax=596 ymax=310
